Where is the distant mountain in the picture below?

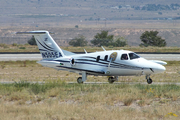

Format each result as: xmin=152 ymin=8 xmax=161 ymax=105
xmin=0 ymin=0 xmax=180 ymax=25
xmin=0 ymin=0 xmax=180 ymax=47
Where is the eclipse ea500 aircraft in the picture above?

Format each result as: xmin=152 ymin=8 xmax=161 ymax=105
xmin=16 ymin=31 xmax=166 ymax=84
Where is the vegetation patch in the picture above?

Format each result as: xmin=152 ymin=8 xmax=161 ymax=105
xmin=1 ymin=44 xmax=180 ymax=53
xmin=0 ymin=82 xmax=180 ymax=119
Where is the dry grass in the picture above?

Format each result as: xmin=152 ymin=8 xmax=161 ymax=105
xmin=0 ymin=81 xmax=180 ymax=120
xmin=0 ymin=60 xmax=180 ymax=83
xmin=0 ymin=44 xmax=39 ymax=52
xmin=0 ymin=61 xmax=179 ymax=119
xmin=1 ymin=45 xmax=180 ymax=53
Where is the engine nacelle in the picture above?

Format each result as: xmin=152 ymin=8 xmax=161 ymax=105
xmin=70 ymin=58 xmax=75 ymax=65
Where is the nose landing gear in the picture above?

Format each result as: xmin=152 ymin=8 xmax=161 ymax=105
xmin=146 ymin=75 xmax=153 ymax=84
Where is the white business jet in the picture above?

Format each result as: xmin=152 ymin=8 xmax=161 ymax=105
xmin=16 ymin=31 xmax=166 ymax=84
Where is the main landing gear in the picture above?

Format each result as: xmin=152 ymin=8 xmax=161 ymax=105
xmin=108 ymin=76 xmax=118 ymax=84
xmin=77 ymin=72 xmax=119 ymax=84
xmin=77 ymin=77 xmax=83 ymax=84
xmin=146 ymin=75 xmax=153 ymax=84
xmin=77 ymin=71 xmax=87 ymax=84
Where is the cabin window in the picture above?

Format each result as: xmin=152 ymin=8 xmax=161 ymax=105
xmin=96 ymin=56 xmax=100 ymax=62
xmin=129 ymin=53 xmax=140 ymax=60
xmin=121 ymin=54 xmax=128 ymax=60
xmin=104 ymin=55 xmax=108 ymax=61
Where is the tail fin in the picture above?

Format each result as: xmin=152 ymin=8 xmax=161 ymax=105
xmin=16 ymin=31 xmax=64 ymax=60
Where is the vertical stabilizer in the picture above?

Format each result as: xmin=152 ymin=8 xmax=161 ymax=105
xmin=16 ymin=31 xmax=64 ymax=60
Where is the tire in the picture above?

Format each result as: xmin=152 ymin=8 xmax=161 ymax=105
xmin=108 ymin=77 xmax=115 ymax=84
xmin=147 ymin=77 xmax=152 ymax=84
xmin=77 ymin=77 xmax=83 ymax=84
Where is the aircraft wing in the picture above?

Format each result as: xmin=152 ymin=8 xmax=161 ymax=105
xmin=149 ymin=60 xmax=167 ymax=65
xmin=57 ymin=66 xmax=105 ymax=75
xmin=37 ymin=60 xmax=105 ymax=75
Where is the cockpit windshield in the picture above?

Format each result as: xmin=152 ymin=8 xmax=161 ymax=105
xmin=129 ymin=53 xmax=140 ymax=60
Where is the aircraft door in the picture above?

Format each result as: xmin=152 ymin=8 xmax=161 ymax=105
xmin=109 ymin=52 xmax=117 ymax=62
xmin=105 ymin=52 xmax=118 ymax=75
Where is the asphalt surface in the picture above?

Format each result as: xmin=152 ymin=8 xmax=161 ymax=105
xmin=0 ymin=54 xmax=42 ymax=61
xmin=1 ymin=81 xmax=180 ymax=85
xmin=0 ymin=54 xmax=180 ymax=61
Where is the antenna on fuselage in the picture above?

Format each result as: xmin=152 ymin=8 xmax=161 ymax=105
xmin=101 ymin=46 xmax=106 ymax=51
xmin=84 ymin=49 xmax=87 ymax=54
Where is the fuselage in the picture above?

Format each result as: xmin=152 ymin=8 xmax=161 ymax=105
xmin=38 ymin=50 xmax=166 ymax=77
xmin=17 ymin=30 xmax=166 ymax=84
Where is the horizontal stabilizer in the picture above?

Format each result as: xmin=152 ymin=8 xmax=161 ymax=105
xmin=16 ymin=31 xmax=47 ymax=34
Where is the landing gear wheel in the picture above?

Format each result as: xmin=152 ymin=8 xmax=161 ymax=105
xmin=147 ymin=77 xmax=152 ymax=84
xmin=77 ymin=77 xmax=83 ymax=84
xmin=108 ymin=77 xmax=115 ymax=84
